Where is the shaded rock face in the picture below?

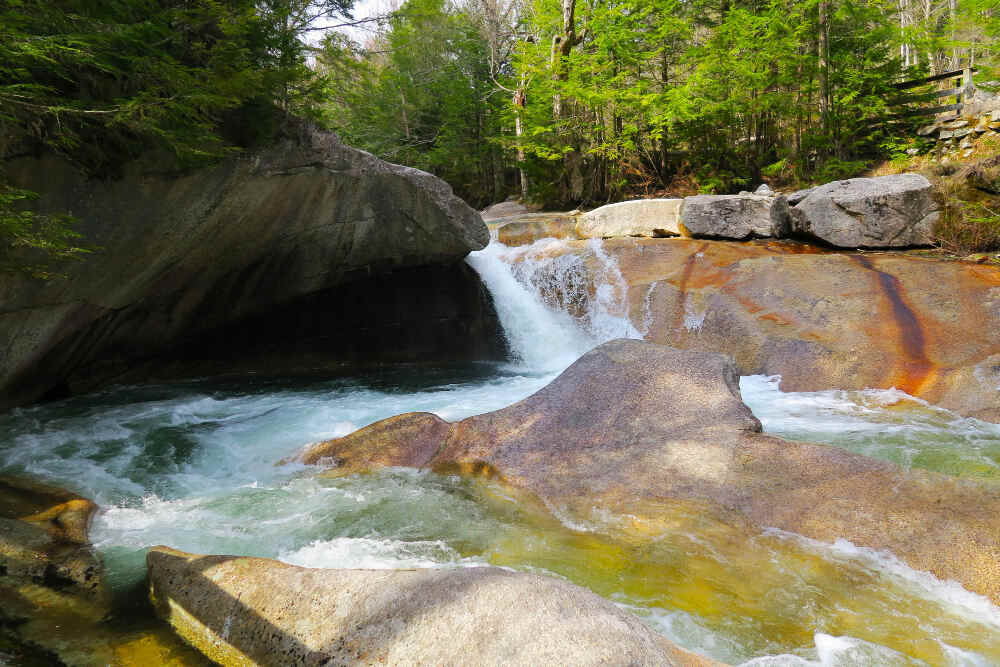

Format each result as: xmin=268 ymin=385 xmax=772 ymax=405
xmin=680 ymin=194 xmax=791 ymax=240
xmin=2 ymin=124 xmax=492 ymax=409
xmin=508 ymin=238 xmax=1000 ymax=422
xmin=49 ymin=262 xmax=507 ymax=396
xmin=576 ymin=199 xmax=683 ymax=239
xmin=147 ymin=547 xmax=716 ymax=667
xmin=790 ymin=174 xmax=938 ymax=248
xmin=299 ymin=340 xmax=1000 ymax=604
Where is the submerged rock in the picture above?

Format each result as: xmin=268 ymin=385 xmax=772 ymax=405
xmin=790 ymin=174 xmax=938 ymax=248
xmin=576 ymin=199 xmax=683 ymax=239
xmin=680 ymin=194 xmax=791 ymax=240
xmin=0 ymin=476 xmax=105 ymax=604
xmin=2 ymin=122 xmax=491 ymax=410
xmin=299 ymin=340 xmax=1000 ymax=605
xmin=0 ymin=476 xmax=111 ymax=662
xmin=147 ymin=546 xmax=717 ymax=666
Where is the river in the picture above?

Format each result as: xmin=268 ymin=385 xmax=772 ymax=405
xmin=2 ymin=238 xmax=999 ymax=665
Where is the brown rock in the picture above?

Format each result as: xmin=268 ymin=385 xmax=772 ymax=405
xmin=0 ymin=476 xmax=108 ymax=627
xmin=300 ymin=340 xmax=1000 ymax=604
xmin=147 ymin=546 xmax=719 ymax=667
xmin=506 ymin=238 xmax=1000 ymax=422
xmin=480 ymin=198 xmax=534 ymax=222
xmin=493 ymin=212 xmax=581 ymax=246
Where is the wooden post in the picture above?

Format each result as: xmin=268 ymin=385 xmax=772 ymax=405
xmin=960 ymin=67 xmax=973 ymax=114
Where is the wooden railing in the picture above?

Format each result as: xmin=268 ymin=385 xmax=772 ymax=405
xmin=890 ymin=67 xmax=977 ymax=118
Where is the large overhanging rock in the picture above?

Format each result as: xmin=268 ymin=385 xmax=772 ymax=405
xmin=298 ymin=340 xmax=1000 ymax=605
xmin=576 ymin=199 xmax=683 ymax=239
xmin=1 ymin=123 xmax=490 ymax=409
xmin=789 ymin=174 xmax=938 ymax=248
xmin=680 ymin=194 xmax=791 ymax=240
xmin=147 ymin=547 xmax=717 ymax=666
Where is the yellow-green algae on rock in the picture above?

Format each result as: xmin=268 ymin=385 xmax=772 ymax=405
xmin=0 ymin=476 xmax=209 ymax=666
xmin=295 ymin=340 xmax=1000 ymax=664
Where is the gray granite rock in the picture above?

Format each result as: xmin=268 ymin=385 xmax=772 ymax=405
xmin=789 ymin=173 xmax=938 ymax=248
xmin=680 ymin=193 xmax=791 ymax=239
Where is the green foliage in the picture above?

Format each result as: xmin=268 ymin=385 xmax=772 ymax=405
xmin=0 ymin=0 xmax=353 ymax=276
xmin=317 ymin=0 xmax=508 ymax=206
xmin=500 ymin=0 xmax=913 ymax=203
xmin=0 ymin=185 xmax=91 ymax=277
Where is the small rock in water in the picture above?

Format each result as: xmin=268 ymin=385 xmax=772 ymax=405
xmin=754 ymin=183 xmax=775 ymax=196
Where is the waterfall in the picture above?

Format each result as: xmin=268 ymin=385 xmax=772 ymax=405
xmin=466 ymin=238 xmax=642 ymax=374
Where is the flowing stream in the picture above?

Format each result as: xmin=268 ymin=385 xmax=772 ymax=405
xmin=2 ymin=238 xmax=999 ymax=665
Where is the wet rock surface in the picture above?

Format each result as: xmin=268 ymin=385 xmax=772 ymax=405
xmin=300 ymin=340 xmax=1000 ymax=605
xmin=0 ymin=476 xmax=105 ymax=605
xmin=147 ymin=546 xmax=718 ymax=667
xmin=508 ymin=238 xmax=1000 ymax=422
xmin=493 ymin=212 xmax=581 ymax=246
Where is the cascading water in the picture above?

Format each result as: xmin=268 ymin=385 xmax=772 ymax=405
xmin=1 ymin=235 xmax=999 ymax=666
xmin=465 ymin=237 xmax=642 ymax=374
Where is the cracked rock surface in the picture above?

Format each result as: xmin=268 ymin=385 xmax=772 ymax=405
xmin=789 ymin=174 xmax=938 ymax=248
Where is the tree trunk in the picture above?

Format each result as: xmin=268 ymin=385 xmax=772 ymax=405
xmin=513 ymin=87 xmax=528 ymax=200
xmin=818 ymin=0 xmax=830 ymax=138
xmin=400 ymin=90 xmax=410 ymax=140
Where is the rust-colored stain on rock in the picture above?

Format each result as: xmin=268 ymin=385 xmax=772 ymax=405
xmin=851 ymin=255 xmax=936 ymax=395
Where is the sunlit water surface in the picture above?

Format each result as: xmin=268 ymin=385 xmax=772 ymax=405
xmin=3 ymin=240 xmax=1000 ymax=666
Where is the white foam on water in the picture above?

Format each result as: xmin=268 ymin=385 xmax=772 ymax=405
xmin=764 ymin=529 xmax=1000 ymax=630
xmin=585 ymin=238 xmax=644 ymax=340
xmin=739 ymin=374 xmax=1000 ymax=479
xmin=632 ymin=605 xmax=753 ymax=665
xmin=279 ymin=537 xmax=485 ymax=570
xmin=466 ymin=241 xmax=594 ymax=374
xmin=467 ymin=239 xmax=643 ymax=374
xmin=737 ymin=633 xmax=927 ymax=666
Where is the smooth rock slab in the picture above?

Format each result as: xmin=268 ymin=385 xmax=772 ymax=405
xmin=505 ymin=238 xmax=1000 ymax=421
xmin=300 ymin=340 xmax=1000 ymax=605
xmin=147 ymin=547 xmax=717 ymax=667
xmin=680 ymin=194 xmax=791 ymax=240
xmin=790 ymin=173 xmax=938 ymax=248
xmin=576 ymin=199 xmax=683 ymax=239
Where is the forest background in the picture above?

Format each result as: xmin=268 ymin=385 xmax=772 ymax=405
xmin=2 ymin=0 xmax=1000 ymax=270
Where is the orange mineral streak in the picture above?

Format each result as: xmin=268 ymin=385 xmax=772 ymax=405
xmin=850 ymin=255 xmax=937 ymax=396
